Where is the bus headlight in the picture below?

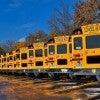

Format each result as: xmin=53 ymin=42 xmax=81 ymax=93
xmin=50 ymin=63 xmax=54 ymax=68
xmin=38 ymin=69 xmax=41 ymax=72
xmin=92 ymin=69 xmax=96 ymax=74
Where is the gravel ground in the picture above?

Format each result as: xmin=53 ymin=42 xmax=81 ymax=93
xmin=0 ymin=75 xmax=99 ymax=100
xmin=0 ymin=76 xmax=72 ymax=100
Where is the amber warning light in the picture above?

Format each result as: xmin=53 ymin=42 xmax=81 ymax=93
xmin=73 ymin=53 xmax=81 ymax=57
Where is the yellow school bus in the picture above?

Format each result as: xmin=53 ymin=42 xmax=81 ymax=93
xmin=47 ymin=35 xmax=72 ymax=74
xmin=71 ymin=23 xmax=100 ymax=81
xmin=44 ymin=43 xmax=48 ymax=69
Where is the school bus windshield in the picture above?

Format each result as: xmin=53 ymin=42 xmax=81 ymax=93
xmin=57 ymin=44 xmax=67 ymax=54
xmin=35 ymin=49 xmax=43 ymax=57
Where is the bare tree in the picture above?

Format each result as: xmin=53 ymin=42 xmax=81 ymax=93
xmin=49 ymin=30 xmax=58 ymax=38
xmin=25 ymin=30 xmax=49 ymax=45
xmin=25 ymin=34 xmax=34 ymax=46
xmin=0 ymin=40 xmax=16 ymax=53
xmin=74 ymin=0 xmax=100 ymax=28
xmin=0 ymin=47 xmax=5 ymax=55
xmin=48 ymin=1 xmax=73 ymax=35
xmin=14 ymin=42 xmax=27 ymax=50
xmin=34 ymin=30 xmax=49 ymax=42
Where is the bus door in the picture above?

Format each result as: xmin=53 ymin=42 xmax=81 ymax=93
xmin=12 ymin=51 xmax=16 ymax=70
xmin=20 ymin=49 xmax=28 ymax=70
xmin=35 ymin=49 xmax=44 ymax=69
xmin=72 ymin=35 xmax=85 ymax=69
xmin=28 ymin=48 xmax=34 ymax=70
xmin=48 ymin=44 xmax=56 ymax=69
xmin=44 ymin=46 xmax=48 ymax=69
xmin=68 ymin=42 xmax=73 ymax=68
xmin=15 ymin=49 xmax=21 ymax=70
xmin=8 ymin=52 xmax=14 ymax=70
xmin=3 ymin=56 xmax=7 ymax=70
xmin=56 ymin=43 xmax=68 ymax=69
xmin=33 ymin=42 xmax=44 ymax=70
